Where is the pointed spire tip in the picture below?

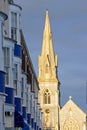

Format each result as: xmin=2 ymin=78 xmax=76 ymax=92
xmin=46 ymin=9 xmax=48 ymax=15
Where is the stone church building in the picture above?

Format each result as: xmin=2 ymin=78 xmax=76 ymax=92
xmin=38 ymin=10 xmax=87 ymax=130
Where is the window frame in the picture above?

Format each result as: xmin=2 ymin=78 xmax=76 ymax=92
xmin=13 ymin=64 xmax=18 ymax=95
xmin=4 ymin=47 xmax=10 ymax=85
xmin=43 ymin=89 xmax=51 ymax=104
xmin=21 ymin=77 xmax=24 ymax=104
xmin=11 ymin=12 xmax=17 ymax=40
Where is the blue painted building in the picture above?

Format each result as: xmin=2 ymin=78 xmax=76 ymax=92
xmin=0 ymin=11 xmax=8 ymax=130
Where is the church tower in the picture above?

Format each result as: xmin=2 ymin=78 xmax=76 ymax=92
xmin=38 ymin=10 xmax=60 ymax=130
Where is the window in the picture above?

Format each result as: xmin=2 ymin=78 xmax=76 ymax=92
xmin=30 ymin=95 xmax=32 ymax=113
xmin=11 ymin=12 xmax=17 ymax=40
xmin=2 ymin=103 xmax=4 ymax=123
xmin=43 ymin=89 xmax=51 ymax=104
xmin=4 ymin=48 xmax=10 ymax=66
xmin=9 ymin=0 xmax=13 ymax=3
xmin=4 ymin=48 xmax=10 ymax=85
xmin=4 ymin=67 xmax=9 ymax=85
xmin=21 ymin=77 xmax=24 ymax=103
xmin=5 ymin=112 xmax=12 ymax=116
xmin=26 ymin=87 xmax=28 ymax=112
xmin=63 ymin=117 xmax=79 ymax=130
xmin=14 ymin=64 xmax=18 ymax=95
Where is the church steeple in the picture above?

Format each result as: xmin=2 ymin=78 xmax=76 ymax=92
xmin=38 ymin=11 xmax=60 ymax=130
xmin=38 ymin=10 xmax=58 ymax=82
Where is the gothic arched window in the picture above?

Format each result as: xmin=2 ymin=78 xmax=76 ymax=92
xmin=63 ymin=117 xmax=80 ymax=130
xmin=43 ymin=89 xmax=51 ymax=104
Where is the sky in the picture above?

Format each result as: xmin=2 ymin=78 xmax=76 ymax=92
xmin=14 ymin=0 xmax=87 ymax=112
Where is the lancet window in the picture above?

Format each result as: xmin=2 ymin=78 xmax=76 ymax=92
xmin=43 ymin=89 xmax=51 ymax=104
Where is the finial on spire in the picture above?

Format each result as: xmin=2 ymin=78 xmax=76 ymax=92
xmin=45 ymin=9 xmax=49 ymax=22
xmin=46 ymin=9 xmax=48 ymax=14
xmin=44 ymin=9 xmax=50 ymax=34
xmin=69 ymin=96 xmax=72 ymax=100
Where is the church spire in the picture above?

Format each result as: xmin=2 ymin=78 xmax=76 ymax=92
xmin=38 ymin=11 xmax=60 ymax=130
xmin=41 ymin=10 xmax=54 ymax=57
xmin=38 ymin=10 xmax=58 ymax=82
